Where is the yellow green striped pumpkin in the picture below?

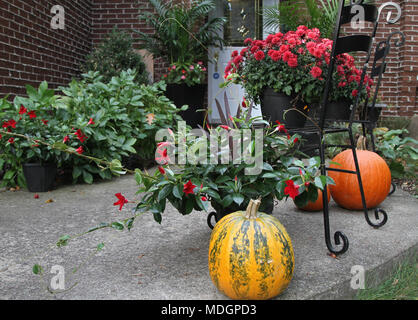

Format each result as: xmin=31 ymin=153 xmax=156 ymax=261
xmin=208 ymin=199 xmax=294 ymax=300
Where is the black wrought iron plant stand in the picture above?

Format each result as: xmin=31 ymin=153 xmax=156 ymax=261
xmin=293 ymin=0 xmax=405 ymax=255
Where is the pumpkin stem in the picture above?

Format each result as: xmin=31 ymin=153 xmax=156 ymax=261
xmin=245 ymin=199 xmax=261 ymax=219
xmin=356 ymin=135 xmax=367 ymax=150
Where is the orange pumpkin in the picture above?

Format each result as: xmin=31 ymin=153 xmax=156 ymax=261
xmin=297 ymin=187 xmax=330 ymax=212
xmin=328 ymin=136 xmax=391 ymax=210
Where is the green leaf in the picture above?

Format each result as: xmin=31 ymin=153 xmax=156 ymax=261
xmin=97 ymin=243 xmax=105 ymax=251
xmin=158 ymin=184 xmax=172 ymax=202
xmin=83 ymin=171 xmax=94 ymax=184
xmin=172 ymin=184 xmax=184 ymax=199
xmin=153 ymin=211 xmax=162 ymax=224
xmin=232 ymin=193 xmax=244 ymax=206
xmin=32 ymin=264 xmax=43 ymax=275
xmin=221 ymin=194 xmax=233 ymax=208
xmin=111 ymin=222 xmax=124 ymax=231
xmin=294 ymin=191 xmax=308 ymax=208
xmin=135 ymin=170 xmax=143 ymax=185
xmin=57 ymin=235 xmax=70 ymax=247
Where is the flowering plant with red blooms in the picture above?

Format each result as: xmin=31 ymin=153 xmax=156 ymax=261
xmin=281 ymin=156 xmax=335 ymax=208
xmin=223 ymin=26 xmax=372 ymax=104
xmin=0 ymin=82 xmax=68 ymax=188
xmin=163 ymin=61 xmax=207 ymax=87
xmin=133 ymin=111 xmax=331 ymax=223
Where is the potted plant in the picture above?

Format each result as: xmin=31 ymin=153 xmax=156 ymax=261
xmin=136 ymin=0 xmax=226 ymax=128
xmin=0 ymin=82 xmax=64 ymax=192
xmin=162 ymin=61 xmax=207 ymax=128
xmin=223 ymin=26 xmax=372 ymax=125
xmin=133 ymin=100 xmax=331 ymax=227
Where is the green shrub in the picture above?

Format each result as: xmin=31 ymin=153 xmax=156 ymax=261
xmin=374 ymin=128 xmax=418 ymax=178
xmin=0 ymin=82 xmax=67 ymax=188
xmin=1 ymin=70 xmax=183 ymax=188
xmin=82 ymin=28 xmax=149 ymax=84
xmin=57 ymin=69 xmax=183 ymax=184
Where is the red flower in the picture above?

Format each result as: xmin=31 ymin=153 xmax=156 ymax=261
xmin=27 ymin=111 xmax=36 ymax=119
xmin=113 ymin=193 xmax=128 ymax=211
xmin=74 ymin=129 xmax=87 ymax=143
xmin=158 ymin=166 xmax=166 ymax=175
xmin=219 ymin=125 xmax=231 ymax=131
xmin=269 ymin=50 xmax=281 ymax=62
xmin=352 ymin=89 xmax=358 ymax=97
xmin=0 ymin=134 xmax=2 ymax=140
xmin=8 ymin=137 xmax=15 ymax=144
xmin=183 ymin=180 xmax=197 ymax=195
xmin=63 ymin=136 xmax=69 ymax=143
xmin=76 ymin=146 xmax=84 ymax=154
xmin=254 ymin=50 xmax=265 ymax=61
xmin=156 ymin=147 xmax=170 ymax=165
xmin=294 ymin=138 xmax=299 ymax=143
xmin=42 ymin=119 xmax=48 ymax=125
xmin=34 ymin=194 xmax=39 ymax=199
xmin=19 ymin=105 xmax=27 ymax=115
xmin=310 ymin=66 xmax=323 ymax=79
xmin=201 ymin=196 xmax=208 ymax=202
xmin=287 ymin=57 xmax=298 ymax=68
xmin=88 ymin=118 xmax=95 ymax=125
xmin=284 ymin=180 xmax=300 ymax=200
xmin=244 ymin=38 xmax=253 ymax=45
xmin=3 ymin=119 xmax=17 ymax=129
xmin=231 ymin=50 xmax=238 ymax=57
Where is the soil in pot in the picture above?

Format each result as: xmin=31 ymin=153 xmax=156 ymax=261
xmin=260 ymin=88 xmax=308 ymax=129
xmin=165 ymin=83 xmax=206 ymax=128
xmin=22 ymin=163 xmax=57 ymax=192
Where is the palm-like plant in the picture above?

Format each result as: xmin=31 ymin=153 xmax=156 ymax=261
xmin=135 ymin=0 xmax=226 ymax=64
xmin=263 ymin=0 xmax=374 ymax=39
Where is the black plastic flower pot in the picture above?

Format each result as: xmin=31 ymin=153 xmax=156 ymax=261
xmin=207 ymin=197 xmax=274 ymax=229
xmin=367 ymin=106 xmax=382 ymax=123
xmin=22 ymin=163 xmax=57 ymax=192
xmin=325 ymin=100 xmax=352 ymax=121
xmin=260 ymin=88 xmax=307 ymax=129
xmin=165 ymin=83 xmax=206 ymax=128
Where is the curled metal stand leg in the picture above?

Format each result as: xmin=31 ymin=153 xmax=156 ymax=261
xmin=365 ymin=208 xmax=388 ymax=229
xmin=320 ymin=137 xmax=349 ymax=255
xmin=207 ymin=212 xmax=218 ymax=229
xmin=388 ymin=182 xmax=396 ymax=196
xmin=322 ymin=179 xmax=350 ymax=255
xmin=348 ymin=129 xmax=388 ymax=229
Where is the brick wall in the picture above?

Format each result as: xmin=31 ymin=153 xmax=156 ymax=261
xmin=372 ymin=0 xmax=417 ymax=117
xmin=90 ymin=0 xmax=169 ymax=81
xmin=0 ymin=0 xmax=93 ymax=98
xmin=0 ymin=0 xmax=416 ymax=116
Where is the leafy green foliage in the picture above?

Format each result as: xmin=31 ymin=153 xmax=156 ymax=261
xmin=0 ymin=82 xmax=67 ymax=188
xmin=81 ymin=28 xmax=149 ymax=84
xmin=263 ymin=0 xmax=375 ymax=39
xmin=1 ymin=70 xmax=183 ymax=188
xmin=57 ymin=70 xmax=183 ymax=184
xmin=136 ymin=0 xmax=226 ymax=64
xmin=135 ymin=112 xmax=329 ymax=223
xmin=374 ymin=128 xmax=418 ymax=178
